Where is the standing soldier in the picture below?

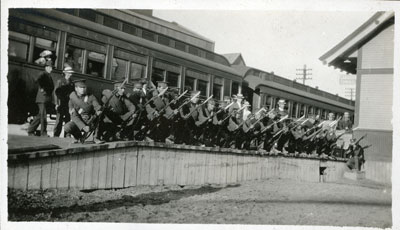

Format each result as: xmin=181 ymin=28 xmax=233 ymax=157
xmin=127 ymin=79 xmax=148 ymax=140
xmin=214 ymin=99 xmax=231 ymax=147
xmin=64 ymin=79 xmax=104 ymax=144
xmin=27 ymin=60 xmax=55 ymax=137
xmin=100 ymin=80 xmax=136 ymax=141
xmin=177 ymin=91 xmax=201 ymax=145
xmin=196 ymin=98 xmax=217 ymax=146
xmin=53 ymin=66 xmax=75 ymax=137
xmin=276 ymin=99 xmax=288 ymax=117
xmin=337 ymin=111 xmax=353 ymax=131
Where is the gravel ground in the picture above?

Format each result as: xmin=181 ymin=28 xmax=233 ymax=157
xmin=8 ymin=178 xmax=391 ymax=228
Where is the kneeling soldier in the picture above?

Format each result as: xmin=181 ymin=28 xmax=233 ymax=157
xmin=64 ymin=79 xmax=104 ymax=144
xmin=101 ymin=80 xmax=136 ymax=141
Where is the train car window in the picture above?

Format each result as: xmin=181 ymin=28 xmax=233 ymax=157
xmin=166 ymin=72 xmax=180 ymax=88
xmin=86 ymin=51 xmax=105 ymax=77
xmin=198 ymin=79 xmax=208 ymax=97
xmin=175 ymin=41 xmax=186 ymax=52
xmin=103 ymin=15 xmax=119 ymax=30
xmin=142 ymin=30 xmax=156 ymax=42
xmin=8 ymin=40 xmax=28 ymax=61
xmin=151 ymin=68 xmax=164 ymax=86
xmin=130 ymin=62 xmax=146 ymax=81
xmin=57 ymin=9 xmax=76 ymax=15
xmin=231 ymin=81 xmax=239 ymax=96
xmin=299 ymin=104 xmax=305 ymax=117
xmin=65 ymin=46 xmax=83 ymax=73
xmin=213 ymin=84 xmax=222 ymax=101
xmin=78 ymin=9 xmax=97 ymax=22
xmin=184 ymin=77 xmax=195 ymax=92
xmin=112 ymin=58 xmax=128 ymax=81
xmin=158 ymin=35 xmax=170 ymax=46
xmin=291 ymin=102 xmax=298 ymax=118
xmin=33 ymin=38 xmax=57 ymax=66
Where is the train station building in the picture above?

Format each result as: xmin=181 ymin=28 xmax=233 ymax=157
xmin=320 ymin=11 xmax=394 ymax=183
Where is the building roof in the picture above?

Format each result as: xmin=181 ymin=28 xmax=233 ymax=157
xmin=222 ymin=53 xmax=247 ymax=66
xmin=319 ymin=11 xmax=394 ymax=73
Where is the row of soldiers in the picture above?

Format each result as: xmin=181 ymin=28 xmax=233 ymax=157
xmin=43 ymin=65 xmax=361 ymax=159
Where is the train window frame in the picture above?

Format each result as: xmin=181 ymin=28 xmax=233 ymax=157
xmin=185 ymin=69 xmax=210 ymax=97
xmin=213 ymin=76 xmax=224 ymax=101
xmin=166 ymin=71 xmax=180 ymax=89
xmin=64 ymin=45 xmax=84 ymax=74
xmin=129 ymin=62 xmax=146 ymax=82
xmin=231 ymin=81 xmax=239 ymax=96
xmin=86 ymin=50 xmax=106 ymax=78
xmin=111 ymin=57 xmax=129 ymax=81
xmin=197 ymin=79 xmax=208 ymax=97
xmin=8 ymin=31 xmax=30 ymax=62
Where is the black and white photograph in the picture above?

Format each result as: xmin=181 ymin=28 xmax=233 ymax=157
xmin=1 ymin=1 xmax=398 ymax=229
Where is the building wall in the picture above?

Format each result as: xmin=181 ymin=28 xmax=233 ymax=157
xmin=354 ymin=23 xmax=394 ymax=184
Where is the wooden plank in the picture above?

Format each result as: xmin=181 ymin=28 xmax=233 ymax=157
xmin=95 ymin=151 xmax=108 ymax=189
xmin=41 ymin=157 xmax=52 ymax=190
xmin=149 ymin=147 xmax=159 ymax=186
xmin=8 ymin=165 xmax=15 ymax=188
xmin=184 ymin=150 xmax=193 ymax=185
xmin=205 ymin=152 xmax=213 ymax=184
xmin=83 ymin=152 xmax=94 ymax=190
xmin=226 ymin=153 xmax=232 ymax=184
xmin=220 ymin=153 xmax=227 ymax=184
xmin=140 ymin=147 xmax=151 ymax=185
xmin=112 ymin=148 xmax=126 ymax=188
xmin=14 ymin=162 xmax=29 ymax=190
xmin=175 ymin=150 xmax=185 ymax=185
xmin=91 ymin=151 xmax=101 ymax=189
xmin=49 ymin=156 xmax=59 ymax=189
xmin=231 ymin=153 xmax=238 ymax=184
xmin=105 ymin=149 xmax=114 ymax=188
xmin=76 ymin=153 xmax=86 ymax=189
xmin=27 ymin=160 xmax=42 ymax=190
xmin=56 ymin=155 xmax=71 ymax=189
xmin=124 ymin=147 xmax=138 ymax=187
xmin=165 ymin=149 xmax=175 ymax=185
xmin=68 ymin=154 xmax=78 ymax=189
xmin=157 ymin=149 xmax=167 ymax=186
xmin=200 ymin=152 xmax=207 ymax=185
xmin=195 ymin=151 xmax=203 ymax=185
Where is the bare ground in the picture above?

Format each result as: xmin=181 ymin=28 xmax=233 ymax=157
xmin=8 ymin=178 xmax=391 ymax=228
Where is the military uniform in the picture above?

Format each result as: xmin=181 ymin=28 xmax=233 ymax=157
xmin=27 ymin=61 xmax=55 ymax=136
xmin=64 ymin=83 xmax=102 ymax=142
xmin=53 ymin=69 xmax=74 ymax=137
xmin=101 ymin=89 xmax=136 ymax=141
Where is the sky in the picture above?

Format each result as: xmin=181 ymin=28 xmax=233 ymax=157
xmin=153 ymin=10 xmax=375 ymax=99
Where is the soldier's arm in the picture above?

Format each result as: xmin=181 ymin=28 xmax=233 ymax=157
xmin=90 ymin=95 xmax=102 ymax=112
xmin=69 ymin=99 xmax=86 ymax=130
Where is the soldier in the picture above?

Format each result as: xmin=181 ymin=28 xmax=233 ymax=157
xmin=145 ymin=81 xmax=176 ymax=142
xmin=53 ymin=66 xmax=75 ymax=138
xmin=64 ymin=79 xmax=104 ymax=144
xmin=276 ymin=99 xmax=288 ymax=117
xmin=27 ymin=60 xmax=55 ymax=137
xmin=346 ymin=138 xmax=365 ymax=171
xmin=242 ymin=101 xmax=251 ymax=121
xmin=226 ymin=108 xmax=243 ymax=148
xmin=337 ymin=111 xmax=353 ymax=131
xmin=177 ymin=90 xmax=201 ymax=145
xmin=214 ymin=99 xmax=231 ymax=147
xmin=100 ymin=80 xmax=137 ymax=141
xmin=196 ymin=98 xmax=217 ymax=146
xmin=34 ymin=50 xmax=56 ymax=66
xmin=230 ymin=93 xmax=244 ymax=112
xmin=127 ymin=79 xmax=148 ymax=140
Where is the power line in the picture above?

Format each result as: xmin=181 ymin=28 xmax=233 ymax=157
xmin=295 ymin=64 xmax=312 ymax=85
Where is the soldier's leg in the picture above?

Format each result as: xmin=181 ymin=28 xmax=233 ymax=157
xmin=64 ymin=121 xmax=82 ymax=140
xmin=39 ymin=103 xmax=48 ymax=136
xmin=27 ymin=103 xmax=45 ymax=136
xmin=63 ymin=110 xmax=71 ymax=138
xmin=53 ymin=110 xmax=63 ymax=137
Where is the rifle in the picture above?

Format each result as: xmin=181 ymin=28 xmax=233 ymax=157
xmin=146 ymin=87 xmax=170 ymax=121
xmin=220 ymin=105 xmax=248 ymax=123
xmin=354 ymin=134 xmax=367 ymax=146
xmin=260 ymin=114 xmax=289 ymax=134
xmin=183 ymin=95 xmax=214 ymax=120
xmin=81 ymin=78 xmax=128 ymax=142
xmin=242 ymin=108 xmax=267 ymax=133
xmin=197 ymin=101 xmax=234 ymax=126
xmin=166 ymin=91 xmax=201 ymax=119
xmin=271 ymin=115 xmax=305 ymax=138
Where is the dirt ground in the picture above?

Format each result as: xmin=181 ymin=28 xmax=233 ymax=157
xmin=8 ymin=178 xmax=391 ymax=228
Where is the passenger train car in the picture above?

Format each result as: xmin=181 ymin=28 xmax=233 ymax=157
xmin=7 ymin=9 xmax=354 ymax=124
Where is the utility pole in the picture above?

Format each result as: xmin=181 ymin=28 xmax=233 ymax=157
xmin=295 ymin=64 xmax=312 ymax=85
xmin=345 ymin=88 xmax=356 ymax=101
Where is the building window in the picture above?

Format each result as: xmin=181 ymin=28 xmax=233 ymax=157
xmin=78 ymin=9 xmax=97 ymax=22
xmin=130 ymin=62 xmax=146 ymax=81
xmin=213 ymin=84 xmax=222 ymax=101
xmin=86 ymin=51 xmax=105 ymax=77
xmin=185 ymin=77 xmax=195 ymax=92
xmin=198 ymin=79 xmax=208 ymax=97
xmin=65 ymin=45 xmax=84 ymax=73
xmin=189 ymin=46 xmax=199 ymax=56
xmin=158 ymin=35 xmax=170 ymax=46
xmin=166 ymin=72 xmax=180 ymax=88
xmin=112 ymin=58 xmax=128 ymax=81
xmin=122 ymin=23 xmax=137 ymax=36
xmin=142 ymin=29 xmax=156 ymax=41
xmin=175 ymin=41 xmax=186 ymax=52
xmin=103 ymin=15 xmax=119 ymax=30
